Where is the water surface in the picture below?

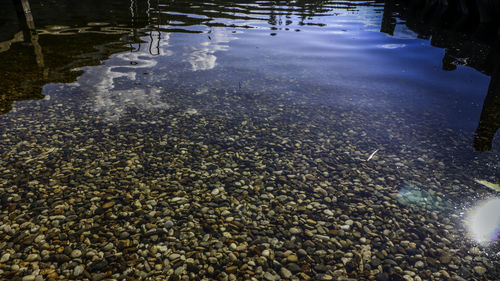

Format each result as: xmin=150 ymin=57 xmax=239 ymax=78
xmin=0 ymin=0 xmax=499 ymax=280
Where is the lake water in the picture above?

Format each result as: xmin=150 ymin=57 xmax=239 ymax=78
xmin=0 ymin=0 xmax=499 ymax=280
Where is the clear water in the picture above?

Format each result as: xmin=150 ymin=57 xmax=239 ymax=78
xmin=0 ymin=0 xmax=499 ymax=280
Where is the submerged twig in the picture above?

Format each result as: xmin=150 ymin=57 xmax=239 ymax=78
xmin=367 ymin=149 xmax=379 ymax=161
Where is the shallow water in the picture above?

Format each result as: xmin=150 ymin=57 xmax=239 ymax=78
xmin=1 ymin=0 xmax=499 ymax=280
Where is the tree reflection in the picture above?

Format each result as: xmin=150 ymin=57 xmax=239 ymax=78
xmin=0 ymin=0 xmax=499 ymax=150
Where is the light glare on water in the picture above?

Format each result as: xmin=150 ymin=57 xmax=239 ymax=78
xmin=467 ymin=198 xmax=500 ymax=244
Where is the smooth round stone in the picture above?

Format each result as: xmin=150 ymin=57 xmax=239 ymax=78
xmin=281 ymin=267 xmax=292 ymax=278
xmin=403 ymin=275 xmax=413 ymax=281
xmin=262 ymin=249 xmax=270 ymax=257
xmin=0 ymin=253 xmax=10 ymax=263
xmin=287 ymin=254 xmax=298 ymax=262
xmin=207 ymin=266 xmax=215 ymax=274
xmin=169 ymin=253 xmax=181 ymax=260
xmin=22 ymin=275 xmax=36 ymax=281
xmin=321 ymin=274 xmax=333 ymax=280
xmin=297 ymin=249 xmax=307 ymax=257
xmin=26 ymin=254 xmax=39 ymax=262
xmin=102 ymin=201 xmax=115 ymax=209
xmin=164 ymin=220 xmax=174 ymax=229
xmin=228 ymin=253 xmax=237 ymax=262
xmin=440 ymin=253 xmax=451 ymax=264
xmin=71 ymin=249 xmax=82 ymax=258
xmin=174 ymin=266 xmax=184 ymax=275
xmin=211 ymin=189 xmax=220 ymax=196
xmin=74 ymin=265 xmax=84 ymax=276
xmin=289 ymin=227 xmax=301 ymax=234
xmin=340 ymin=225 xmax=350 ymax=230
xmin=474 ymin=266 xmax=486 ymax=275
xmin=323 ymin=210 xmax=334 ymax=216
xmin=470 ymin=247 xmax=480 ymax=255
xmin=264 ymin=272 xmax=276 ymax=281
xmin=34 ymin=235 xmax=45 ymax=243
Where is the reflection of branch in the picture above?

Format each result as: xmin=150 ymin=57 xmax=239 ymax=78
xmin=0 ymin=31 xmax=24 ymax=53
xmin=31 ymin=33 xmax=44 ymax=70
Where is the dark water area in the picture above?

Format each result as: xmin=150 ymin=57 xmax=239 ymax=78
xmin=0 ymin=0 xmax=499 ymax=280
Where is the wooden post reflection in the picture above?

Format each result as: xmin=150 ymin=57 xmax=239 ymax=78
xmin=12 ymin=0 xmax=45 ymax=71
xmin=21 ymin=0 xmax=45 ymax=70
xmin=474 ymin=48 xmax=500 ymax=152
xmin=380 ymin=0 xmax=396 ymax=35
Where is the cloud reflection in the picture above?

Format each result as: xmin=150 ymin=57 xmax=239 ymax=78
xmin=466 ymin=197 xmax=500 ymax=244
xmin=184 ymin=28 xmax=236 ymax=71
xmin=379 ymin=43 xmax=406 ymax=49
xmin=74 ymin=47 xmax=169 ymax=121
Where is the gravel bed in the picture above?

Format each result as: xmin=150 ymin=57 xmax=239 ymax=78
xmin=0 ymin=67 xmax=499 ymax=281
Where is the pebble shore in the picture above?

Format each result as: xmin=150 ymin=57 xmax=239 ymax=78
xmin=1 ymin=80 xmax=499 ymax=281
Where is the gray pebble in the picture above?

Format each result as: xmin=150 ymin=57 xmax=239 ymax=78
xmin=74 ymin=265 xmax=85 ymax=276
xmin=165 ymin=220 xmax=174 ymax=229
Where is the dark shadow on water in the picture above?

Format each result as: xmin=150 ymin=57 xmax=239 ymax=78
xmin=382 ymin=0 xmax=500 ymax=151
xmin=474 ymin=46 xmax=500 ymax=152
